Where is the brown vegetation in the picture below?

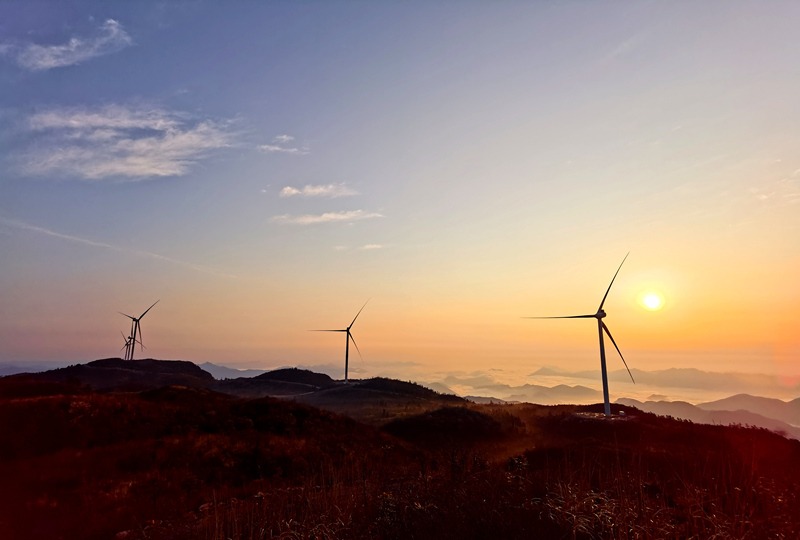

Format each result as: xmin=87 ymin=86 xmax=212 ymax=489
xmin=1 ymin=372 xmax=799 ymax=539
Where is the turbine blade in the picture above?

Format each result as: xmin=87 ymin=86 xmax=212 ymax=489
xmin=119 ymin=312 xmax=135 ymax=320
xmin=602 ymin=322 xmax=634 ymax=384
xmin=139 ymin=300 xmax=159 ymax=319
xmin=598 ymin=253 xmax=629 ymax=311
xmin=310 ymin=329 xmax=347 ymax=332
xmin=349 ymin=298 xmax=370 ymax=328
xmin=349 ymin=332 xmax=363 ymax=361
xmin=522 ymin=315 xmax=596 ymax=319
xmin=136 ymin=321 xmax=144 ymax=351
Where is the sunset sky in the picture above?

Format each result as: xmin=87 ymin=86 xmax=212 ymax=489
xmin=1 ymin=2 xmax=799 ymax=392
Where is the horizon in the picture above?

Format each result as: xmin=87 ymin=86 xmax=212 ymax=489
xmin=4 ymin=357 xmax=798 ymax=406
xmin=1 ymin=3 xmax=798 ymax=403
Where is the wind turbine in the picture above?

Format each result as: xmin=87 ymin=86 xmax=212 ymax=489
xmin=525 ymin=254 xmax=635 ymax=417
xmin=311 ymin=299 xmax=369 ymax=383
xmin=119 ymin=331 xmax=144 ymax=360
xmin=119 ymin=300 xmax=159 ymax=361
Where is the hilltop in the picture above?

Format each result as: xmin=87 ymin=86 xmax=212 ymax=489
xmin=0 ymin=358 xmax=213 ymax=396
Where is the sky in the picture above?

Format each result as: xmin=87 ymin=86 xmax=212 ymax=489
xmin=1 ymin=2 xmax=799 ymax=398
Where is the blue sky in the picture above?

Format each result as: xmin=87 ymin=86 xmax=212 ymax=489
xmin=1 ymin=2 xmax=799 ymax=397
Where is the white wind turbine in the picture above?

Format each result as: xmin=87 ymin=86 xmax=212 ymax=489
xmin=525 ymin=254 xmax=635 ymax=417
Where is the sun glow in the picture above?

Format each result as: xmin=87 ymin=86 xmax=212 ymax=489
xmin=641 ymin=293 xmax=662 ymax=310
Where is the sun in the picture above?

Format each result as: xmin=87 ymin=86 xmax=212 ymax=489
xmin=641 ymin=293 xmax=662 ymax=310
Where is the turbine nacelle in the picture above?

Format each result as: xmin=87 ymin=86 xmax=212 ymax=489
xmin=596 ymin=309 xmax=606 ymax=319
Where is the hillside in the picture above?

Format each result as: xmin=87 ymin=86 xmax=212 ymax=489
xmin=0 ymin=358 xmax=213 ymax=395
xmin=617 ymin=397 xmax=800 ymax=440
xmin=295 ymin=377 xmax=466 ymax=425
xmin=2 ymin=376 xmax=800 ymax=540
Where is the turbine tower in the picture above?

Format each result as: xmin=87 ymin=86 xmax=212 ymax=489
xmin=525 ymin=255 xmax=635 ymax=417
xmin=311 ymin=299 xmax=369 ymax=383
xmin=120 ymin=331 xmax=143 ymax=360
xmin=120 ymin=300 xmax=159 ymax=361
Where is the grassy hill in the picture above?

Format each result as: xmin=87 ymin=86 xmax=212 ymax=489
xmin=0 ymin=358 xmax=213 ymax=396
xmin=3 ymin=362 xmax=800 ymax=539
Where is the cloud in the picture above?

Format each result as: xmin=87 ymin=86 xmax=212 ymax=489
xmin=359 ymin=244 xmax=383 ymax=250
xmin=279 ymin=184 xmax=358 ymax=198
xmin=21 ymin=104 xmax=236 ymax=180
xmin=1 ymin=19 xmax=132 ymax=71
xmin=0 ymin=217 xmax=239 ymax=279
xmin=259 ymin=134 xmax=307 ymax=154
xmin=258 ymin=144 xmax=308 ymax=155
xmin=269 ymin=210 xmax=383 ymax=225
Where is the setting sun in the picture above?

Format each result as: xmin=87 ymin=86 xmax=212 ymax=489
xmin=642 ymin=293 xmax=663 ymax=310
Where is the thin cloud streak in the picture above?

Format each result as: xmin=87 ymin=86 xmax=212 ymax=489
xmin=259 ymin=144 xmax=308 ymax=155
xmin=360 ymin=244 xmax=383 ymax=250
xmin=0 ymin=217 xmax=240 ymax=279
xmin=1 ymin=19 xmax=132 ymax=71
xmin=269 ymin=210 xmax=383 ymax=225
xmin=22 ymin=105 xmax=236 ymax=180
xmin=280 ymin=184 xmax=358 ymax=198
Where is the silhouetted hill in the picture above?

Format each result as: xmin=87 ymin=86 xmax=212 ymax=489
xmin=0 ymin=358 xmax=213 ymax=394
xmin=295 ymin=377 xmax=466 ymax=425
xmin=698 ymin=394 xmax=800 ymax=426
xmin=211 ymin=367 xmax=338 ymax=398
xmin=357 ymin=377 xmax=461 ymax=400
xmin=617 ymin=397 xmax=800 ymax=440
xmin=255 ymin=367 xmax=335 ymax=388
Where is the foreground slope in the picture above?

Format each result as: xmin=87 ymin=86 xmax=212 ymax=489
xmin=2 ymin=371 xmax=800 ymax=540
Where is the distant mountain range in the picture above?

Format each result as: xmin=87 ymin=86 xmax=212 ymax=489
xmin=698 ymin=394 xmax=800 ymax=427
xmin=4 ymin=359 xmax=799 ymax=440
xmin=531 ymin=366 xmax=800 ymax=398
xmin=198 ymin=362 xmax=268 ymax=379
xmin=440 ymin=373 xmax=601 ymax=405
xmin=617 ymin=397 xmax=800 ymax=440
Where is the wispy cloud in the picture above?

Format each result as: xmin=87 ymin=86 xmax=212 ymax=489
xmin=269 ymin=210 xmax=383 ymax=225
xmin=360 ymin=244 xmax=383 ymax=250
xmin=1 ymin=19 xmax=132 ymax=71
xmin=0 ymin=217 xmax=239 ymax=279
xmin=259 ymin=134 xmax=307 ymax=154
xmin=259 ymin=144 xmax=308 ymax=155
xmin=21 ymin=104 xmax=236 ymax=180
xmin=280 ymin=184 xmax=358 ymax=198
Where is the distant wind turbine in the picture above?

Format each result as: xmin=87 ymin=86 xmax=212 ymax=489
xmin=119 ymin=331 xmax=143 ymax=360
xmin=525 ymin=255 xmax=635 ymax=417
xmin=311 ymin=299 xmax=369 ymax=383
xmin=119 ymin=300 xmax=159 ymax=361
